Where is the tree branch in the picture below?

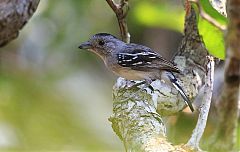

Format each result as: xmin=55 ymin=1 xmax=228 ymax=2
xmin=187 ymin=56 xmax=215 ymax=150
xmin=109 ymin=79 xmax=169 ymax=151
xmin=210 ymin=0 xmax=240 ymax=151
xmin=106 ymin=0 xmax=130 ymax=43
xmin=0 ymin=0 xmax=40 ymax=47
xmin=109 ymin=79 xmax=192 ymax=151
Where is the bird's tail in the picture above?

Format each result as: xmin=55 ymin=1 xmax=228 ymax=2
xmin=166 ymin=72 xmax=194 ymax=112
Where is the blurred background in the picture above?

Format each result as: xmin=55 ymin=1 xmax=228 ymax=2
xmin=0 ymin=0 xmax=238 ymax=151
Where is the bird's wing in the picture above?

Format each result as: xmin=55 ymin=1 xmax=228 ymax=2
xmin=117 ymin=48 xmax=179 ymax=73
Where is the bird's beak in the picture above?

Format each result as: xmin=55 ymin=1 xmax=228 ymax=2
xmin=78 ymin=41 xmax=92 ymax=49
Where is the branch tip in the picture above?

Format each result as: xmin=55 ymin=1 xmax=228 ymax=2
xmin=106 ymin=0 xmax=130 ymax=43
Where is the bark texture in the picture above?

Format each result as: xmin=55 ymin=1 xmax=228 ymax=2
xmin=0 ymin=0 xmax=40 ymax=47
xmin=187 ymin=56 xmax=214 ymax=150
xmin=211 ymin=0 xmax=240 ymax=151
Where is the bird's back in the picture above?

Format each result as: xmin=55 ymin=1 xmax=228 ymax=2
xmin=118 ymin=43 xmax=180 ymax=73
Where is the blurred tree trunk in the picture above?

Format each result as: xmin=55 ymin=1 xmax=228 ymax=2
xmin=211 ymin=0 xmax=240 ymax=151
xmin=0 ymin=0 xmax=40 ymax=47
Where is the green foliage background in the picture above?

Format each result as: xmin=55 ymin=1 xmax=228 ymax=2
xmin=0 ymin=0 xmax=237 ymax=151
xmin=197 ymin=0 xmax=227 ymax=59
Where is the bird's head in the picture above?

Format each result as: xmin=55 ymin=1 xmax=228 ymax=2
xmin=79 ymin=33 xmax=123 ymax=59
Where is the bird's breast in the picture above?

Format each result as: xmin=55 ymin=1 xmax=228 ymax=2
xmin=114 ymin=68 xmax=153 ymax=80
xmin=108 ymin=64 xmax=157 ymax=80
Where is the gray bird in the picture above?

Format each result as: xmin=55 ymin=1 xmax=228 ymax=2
xmin=79 ymin=33 xmax=194 ymax=112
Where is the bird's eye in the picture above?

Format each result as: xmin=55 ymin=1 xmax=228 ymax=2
xmin=98 ymin=40 xmax=105 ymax=46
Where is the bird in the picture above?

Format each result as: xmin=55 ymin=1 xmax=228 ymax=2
xmin=78 ymin=33 xmax=194 ymax=112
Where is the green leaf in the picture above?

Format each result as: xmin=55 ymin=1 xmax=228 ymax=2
xmin=198 ymin=18 xmax=225 ymax=59
xmin=133 ymin=1 xmax=185 ymax=32
xmin=200 ymin=0 xmax=227 ymax=24
xmin=197 ymin=0 xmax=227 ymax=59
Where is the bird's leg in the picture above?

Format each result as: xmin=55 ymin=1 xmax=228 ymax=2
xmin=148 ymin=84 xmax=154 ymax=93
xmin=121 ymin=79 xmax=153 ymax=102
xmin=126 ymin=79 xmax=154 ymax=92
xmin=145 ymin=79 xmax=154 ymax=93
xmin=127 ymin=80 xmax=145 ymax=89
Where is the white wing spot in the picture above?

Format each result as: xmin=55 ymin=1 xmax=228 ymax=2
xmin=132 ymin=56 xmax=138 ymax=60
xmin=132 ymin=61 xmax=143 ymax=65
xmin=123 ymin=59 xmax=133 ymax=62
xmin=120 ymin=53 xmax=137 ymax=56
xmin=149 ymin=56 xmax=157 ymax=59
xmin=136 ymin=52 xmax=146 ymax=55
xmin=148 ymin=52 xmax=157 ymax=55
